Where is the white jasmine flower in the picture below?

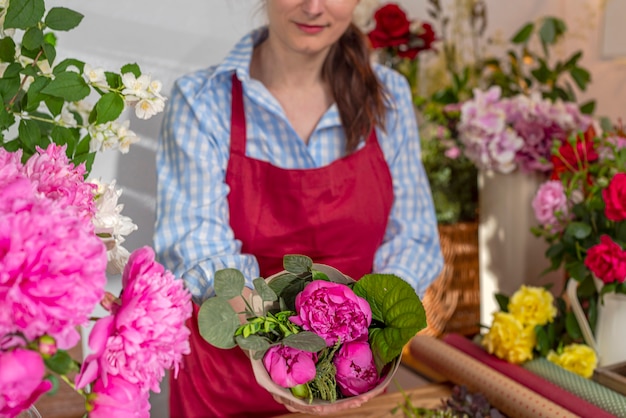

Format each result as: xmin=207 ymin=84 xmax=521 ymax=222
xmin=84 ymin=64 xmax=107 ymax=87
xmin=114 ymin=120 xmax=139 ymax=153
xmin=121 ymin=73 xmax=151 ymax=102
xmin=135 ymin=97 xmax=165 ymax=120
xmin=55 ymin=105 xmax=77 ymax=127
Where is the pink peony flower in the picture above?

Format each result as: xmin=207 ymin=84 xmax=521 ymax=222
xmin=584 ymin=235 xmax=626 ymax=285
xmin=333 ymin=341 xmax=380 ymax=396
xmin=89 ymin=375 xmax=151 ymax=418
xmin=0 ymin=148 xmax=24 ymax=187
xmin=0 ymin=349 xmax=53 ymax=417
xmin=22 ymin=144 xmax=96 ymax=221
xmin=75 ymin=247 xmax=192 ymax=393
xmin=290 ymin=281 xmax=371 ymax=347
xmin=0 ymin=179 xmax=107 ymax=349
xmin=532 ymin=180 xmax=569 ymax=229
xmin=262 ymin=345 xmax=317 ymax=388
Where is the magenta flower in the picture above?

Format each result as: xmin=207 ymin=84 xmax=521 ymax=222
xmin=333 ymin=341 xmax=380 ymax=396
xmin=89 ymin=375 xmax=151 ymax=418
xmin=0 ymin=148 xmax=24 ymax=186
xmin=75 ymin=247 xmax=192 ymax=393
xmin=584 ymin=235 xmax=626 ymax=285
xmin=0 ymin=349 xmax=53 ymax=417
xmin=290 ymin=281 xmax=371 ymax=346
xmin=532 ymin=180 xmax=569 ymax=229
xmin=22 ymin=144 xmax=96 ymax=221
xmin=0 ymin=178 xmax=107 ymax=349
xmin=262 ymin=345 xmax=317 ymax=388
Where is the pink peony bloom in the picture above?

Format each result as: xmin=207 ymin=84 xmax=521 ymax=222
xmin=290 ymin=281 xmax=371 ymax=347
xmin=89 ymin=375 xmax=150 ymax=418
xmin=0 ymin=179 xmax=107 ymax=349
xmin=0 ymin=148 xmax=24 ymax=187
xmin=333 ymin=341 xmax=380 ymax=396
xmin=0 ymin=349 xmax=53 ymax=417
xmin=584 ymin=235 xmax=626 ymax=285
xmin=532 ymin=180 xmax=569 ymax=229
xmin=603 ymin=173 xmax=626 ymax=222
xmin=75 ymin=247 xmax=192 ymax=393
xmin=22 ymin=144 xmax=96 ymax=221
xmin=262 ymin=345 xmax=317 ymax=388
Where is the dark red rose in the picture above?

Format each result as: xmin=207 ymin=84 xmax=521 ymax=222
xmin=584 ymin=235 xmax=626 ymax=284
xmin=551 ymin=126 xmax=598 ymax=180
xmin=367 ymin=4 xmax=411 ymax=48
xmin=603 ymin=172 xmax=626 ymax=221
xmin=399 ymin=22 xmax=436 ymax=59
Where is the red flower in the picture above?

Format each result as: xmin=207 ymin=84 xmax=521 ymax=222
xmin=368 ymin=4 xmax=411 ymax=48
xmin=584 ymin=235 xmax=626 ymax=285
xmin=603 ymin=173 xmax=626 ymax=221
xmin=400 ymin=22 xmax=436 ymax=59
xmin=550 ymin=126 xmax=598 ymax=180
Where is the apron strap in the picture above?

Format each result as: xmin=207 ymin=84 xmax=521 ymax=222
xmin=230 ymin=73 xmax=247 ymax=156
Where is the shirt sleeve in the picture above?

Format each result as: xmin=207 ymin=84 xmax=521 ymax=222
xmin=373 ymin=70 xmax=443 ymax=298
xmin=154 ymin=76 xmax=260 ymax=304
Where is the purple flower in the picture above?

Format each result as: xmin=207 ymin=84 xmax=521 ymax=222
xmin=290 ymin=281 xmax=371 ymax=346
xmin=0 ymin=349 xmax=53 ymax=417
xmin=89 ymin=375 xmax=151 ymax=418
xmin=262 ymin=345 xmax=317 ymax=388
xmin=532 ymin=180 xmax=569 ymax=229
xmin=333 ymin=341 xmax=380 ymax=396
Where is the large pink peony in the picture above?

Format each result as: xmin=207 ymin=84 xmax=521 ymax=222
xmin=290 ymin=281 xmax=371 ymax=347
xmin=532 ymin=180 xmax=569 ymax=229
xmin=0 ymin=349 xmax=53 ymax=417
xmin=89 ymin=375 xmax=150 ymax=418
xmin=75 ymin=247 xmax=192 ymax=393
xmin=0 ymin=178 xmax=107 ymax=349
xmin=333 ymin=341 xmax=380 ymax=396
xmin=262 ymin=345 xmax=317 ymax=388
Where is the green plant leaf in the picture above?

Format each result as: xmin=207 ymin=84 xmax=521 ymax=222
xmin=214 ymin=268 xmax=245 ymax=300
xmin=282 ymin=331 xmax=326 ymax=353
xmin=4 ymin=0 xmax=45 ymax=29
xmin=18 ymin=119 xmax=40 ymax=153
xmin=50 ymin=125 xmax=77 ymax=155
xmin=352 ymin=274 xmax=426 ymax=368
xmin=121 ymin=63 xmax=141 ymax=77
xmin=235 ymin=334 xmax=270 ymax=352
xmin=570 ymin=67 xmax=591 ymax=90
xmin=42 ymin=42 xmax=55 ymax=66
xmin=283 ymin=254 xmax=312 ymax=274
xmin=511 ymin=22 xmax=534 ymax=44
xmin=0 ymin=37 xmax=16 ymax=62
xmin=44 ymin=349 xmax=73 ymax=374
xmin=45 ymin=7 xmax=84 ymax=31
xmin=539 ymin=18 xmax=557 ymax=45
xmin=95 ymin=92 xmax=124 ymax=124
xmin=41 ymin=71 xmax=89 ymax=102
xmin=565 ymin=311 xmax=582 ymax=340
xmin=52 ymin=58 xmax=85 ymax=75
xmin=44 ymin=96 xmax=64 ymax=117
xmin=311 ymin=270 xmax=329 ymax=281
xmin=579 ymin=100 xmax=595 ymax=115
xmin=565 ymin=222 xmax=592 ymax=239
xmin=495 ymin=293 xmax=510 ymax=312
xmin=22 ymin=27 xmax=43 ymax=50
xmin=198 ymin=297 xmax=239 ymax=349
xmin=105 ymin=71 xmax=122 ymax=89
xmin=253 ymin=277 xmax=277 ymax=302
xmin=25 ymin=76 xmax=49 ymax=112
xmin=535 ymin=325 xmax=550 ymax=356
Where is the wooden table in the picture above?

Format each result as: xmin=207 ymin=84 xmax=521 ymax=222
xmin=273 ymin=383 xmax=452 ymax=418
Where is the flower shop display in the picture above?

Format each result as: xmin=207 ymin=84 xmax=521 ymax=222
xmin=0 ymin=1 xmax=192 ymax=417
xmin=198 ymin=255 xmax=426 ymax=407
xmin=531 ymin=124 xmax=626 ymax=366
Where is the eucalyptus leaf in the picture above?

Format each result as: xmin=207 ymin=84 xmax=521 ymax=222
xmin=235 ymin=334 xmax=270 ymax=352
xmin=4 ymin=0 xmax=45 ymax=30
xmin=253 ymin=277 xmax=277 ymax=302
xmin=283 ymin=254 xmax=312 ymax=274
xmin=45 ymin=7 xmax=84 ymax=31
xmin=214 ymin=268 xmax=245 ymax=300
xmin=197 ymin=297 xmax=239 ymax=349
xmin=267 ymin=271 xmax=299 ymax=296
xmin=352 ymin=274 xmax=426 ymax=367
xmin=282 ymin=331 xmax=326 ymax=353
xmin=41 ymin=71 xmax=90 ymax=102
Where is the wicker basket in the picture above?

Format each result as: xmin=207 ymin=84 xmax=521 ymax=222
xmin=420 ymin=221 xmax=480 ymax=337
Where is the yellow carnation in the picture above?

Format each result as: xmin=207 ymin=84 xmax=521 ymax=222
xmin=508 ymin=285 xmax=557 ymax=326
xmin=547 ymin=344 xmax=598 ymax=379
xmin=481 ymin=312 xmax=536 ymax=364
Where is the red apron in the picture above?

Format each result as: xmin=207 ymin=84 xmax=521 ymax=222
xmin=169 ymin=74 xmax=393 ymax=418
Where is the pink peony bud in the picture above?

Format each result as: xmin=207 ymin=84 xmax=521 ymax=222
xmin=333 ymin=341 xmax=380 ymax=396
xmin=262 ymin=345 xmax=316 ymax=388
xmin=0 ymin=349 xmax=52 ymax=417
xmin=88 ymin=375 xmax=150 ymax=418
xmin=38 ymin=335 xmax=57 ymax=358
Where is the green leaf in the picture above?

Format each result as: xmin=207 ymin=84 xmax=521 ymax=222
xmin=214 ymin=268 xmax=245 ymax=300
xmin=352 ymin=274 xmax=426 ymax=368
xmin=4 ymin=0 xmax=45 ymax=29
xmin=563 ymin=51 xmax=582 ymax=69
xmin=41 ymin=72 xmax=89 ymax=101
xmin=45 ymin=7 xmax=84 ymax=31
xmin=22 ymin=27 xmax=43 ymax=50
xmin=25 ymin=76 xmax=49 ymax=112
xmin=52 ymin=58 xmax=85 ymax=75
xmin=282 ymin=332 xmax=326 ymax=353
xmin=535 ymin=326 xmax=550 ymax=356
xmin=105 ymin=71 xmax=122 ymax=89
xmin=44 ymin=349 xmax=73 ymax=374
xmin=71 ymin=150 xmax=95 ymax=174
xmin=43 ymin=31 xmax=57 ymax=47
xmin=235 ymin=334 xmax=270 ymax=352
xmin=44 ymin=96 xmax=64 ymax=117
xmin=539 ymin=18 xmax=557 ymax=45
xmin=18 ymin=119 xmax=41 ymax=152
xmin=565 ymin=311 xmax=583 ymax=340
xmin=50 ymin=125 xmax=77 ymax=155
xmin=266 ymin=271 xmax=299 ymax=295
xmin=95 ymin=92 xmax=124 ymax=124
xmin=565 ymin=222 xmax=592 ymax=239
xmin=42 ymin=42 xmax=56 ymax=66
xmin=495 ymin=293 xmax=510 ymax=312
xmin=283 ymin=254 xmax=313 ymax=274
xmin=570 ymin=67 xmax=591 ymax=90
xmin=253 ymin=277 xmax=277 ymax=302
xmin=311 ymin=270 xmax=329 ymax=281
xmin=0 ymin=106 xmax=15 ymax=130
xmin=511 ymin=23 xmax=534 ymax=44
xmin=579 ymin=100 xmax=595 ymax=115
xmin=197 ymin=297 xmax=239 ymax=349
xmin=0 ymin=37 xmax=16 ymax=62
xmin=120 ymin=63 xmax=141 ymax=77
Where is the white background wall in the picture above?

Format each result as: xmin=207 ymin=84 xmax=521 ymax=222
xmin=45 ymin=0 xmax=625 ymax=412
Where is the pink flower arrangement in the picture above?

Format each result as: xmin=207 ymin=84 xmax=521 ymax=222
xmin=0 ymin=146 xmax=192 ymax=418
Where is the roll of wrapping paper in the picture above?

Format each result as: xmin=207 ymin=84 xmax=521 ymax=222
xmin=523 ymin=358 xmax=626 ymax=418
xmin=409 ymin=335 xmax=576 ymax=418
xmin=443 ymin=333 xmax=614 ymax=418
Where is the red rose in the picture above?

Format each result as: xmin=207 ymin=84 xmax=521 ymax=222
xmin=603 ymin=172 xmax=626 ymax=221
xmin=584 ymin=235 xmax=626 ymax=284
xmin=368 ymin=4 xmax=411 ymax=48
xmin=400 ymin=22 xmax=436 ymax=59
xmin=551 ymin=126 xmax=598 ymax=180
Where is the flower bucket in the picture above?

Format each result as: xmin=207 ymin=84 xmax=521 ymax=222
xmin=248 ymin=264 xmax=401 ymax=410
xmin=567 ymin=278 xmax=626 ymax=366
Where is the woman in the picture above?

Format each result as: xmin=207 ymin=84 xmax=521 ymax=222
xmin=154 ymin=1 xmax=443 ymax=416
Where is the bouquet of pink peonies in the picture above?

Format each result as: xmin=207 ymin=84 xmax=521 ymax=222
xmin=198 ymin=255 xmax=426 ymax=407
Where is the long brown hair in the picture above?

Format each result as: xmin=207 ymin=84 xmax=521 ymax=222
xmin=322 ymin=23 xmax=387 ymax=153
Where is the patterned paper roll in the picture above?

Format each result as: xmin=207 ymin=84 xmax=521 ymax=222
xmin=409 ymin=335 xmax=576 ymax=418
